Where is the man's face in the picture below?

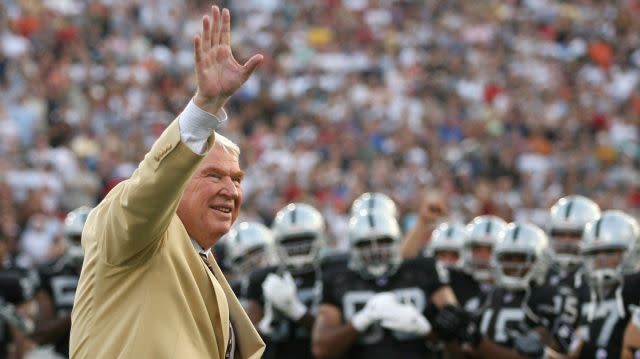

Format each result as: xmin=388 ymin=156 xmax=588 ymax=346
xmin=178 ymin=144 xmax=244 ymax=248
xmin=435 ymin=250 xmax=460 ymax=267
xmin=591 ymin=249 xmax=624 ymax=270
xmin=551 ymin=230 xmax=582 ymax=256
xmin=499 ymin=253 xmax=531 ymax=277
xmin=471 ymin=244 xmax=492 ymax=268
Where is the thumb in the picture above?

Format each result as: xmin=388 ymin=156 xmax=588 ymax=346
xmin=242 ymin=54 xmax=264 ymax=77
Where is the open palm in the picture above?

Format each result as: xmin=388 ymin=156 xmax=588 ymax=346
xmin=193 ymin=6 xmax=263 ymax=112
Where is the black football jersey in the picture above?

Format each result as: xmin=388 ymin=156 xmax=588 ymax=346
xmin=37 ymin=256 xmax=82 ymax=356
xmin=574 ymin=272 xmax=640 ymax=359
xmin=246 ymin=265 xmax=319 ymax=359
xmin=542 ymin=269 xmax=589 ymax=353
xmin=320 ymin=256 xmax=449 ymax=359
xmin=448 ymin=268 xmax=485 ymax=313
xmin=479 ymin=283 xmax=558 ymax=350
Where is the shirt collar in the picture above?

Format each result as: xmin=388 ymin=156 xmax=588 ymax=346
xmin=191 ymin=238 xmax=211 ymax=256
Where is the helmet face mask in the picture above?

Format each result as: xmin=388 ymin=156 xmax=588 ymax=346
xmin=580 ymin=210 xmax=640 ymax=291
xmin=225 ymin=221 xmax=276 ymax=276
xmin=468 ymin=243 xmax=493 ymax=280
xmin=550 ymin=229 xmax=583 ymax=271
xmin=348 ymin=210 xmax=402 ymax=279
xmin=492 ymin=222 xmax=550 ymax=290
xmin=548 ymin=195 xmax=601 ymax=272
xmin=277 ymin=233 xmax=321 ymax=271
xmin=428 ymin=222 xmax=466 ymax=269
xmin=353 ymin=236 xmax=397 ymax=277
xmin=272 ymin=203 xmax=325 ymax=272
xmin=465 ymin=215 xmax=507 ymax=282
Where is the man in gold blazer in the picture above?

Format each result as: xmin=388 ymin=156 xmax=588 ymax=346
xmin=69 ymin=6 xmax=265 ymax=359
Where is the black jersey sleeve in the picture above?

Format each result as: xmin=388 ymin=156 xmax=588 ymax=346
xmin=246 ymin=266 xmax=275 ymax=304
xmin=403 ymin=256 xmax=449 ymax=296
xmin=524 ymin=284 xmax=558 ymax=330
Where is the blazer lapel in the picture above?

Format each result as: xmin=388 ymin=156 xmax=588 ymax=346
xmin=206 ymin=252 xmax=266 ymax=359
xmin=200 ymin=253 xmax=229 ymax=358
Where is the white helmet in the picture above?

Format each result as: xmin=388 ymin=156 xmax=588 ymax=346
xmin=224 ymin=222 xmax=276 ymax=276
xmin=548 ymin=195 xmax=601 ymax=271
xmin=348 ymin=209 xmax=402 ymax=279
xmin=350 ymin=192 xmax=398 ymax=219
xmin=581 ymin=210 xmax=640 ymax=289
xmin=427 ymin=222 xmax=467 ymax=269
xmin=63 ymin=206 xmax=92 ymax=264
xmin=493 ymin=222 xmax=551 ymax=290
xmin=465 ymin=215 xmax=507 ymax=282
xmin=272 ymin=203 xmax=325 ymax=271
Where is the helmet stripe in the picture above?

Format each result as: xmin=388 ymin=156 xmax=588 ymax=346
xmin=368 ymin=213 xmax=375 ymax=228
xmin=446 ymin=227 xmax=453 ymax=238
xmin=512 ymin=225 xmax=521 ymax=241
xmin=565 ymin=201 xmax=574 ymax=219
xmin=291 ymin=207 xmax=297 ymax=224
xmin=486 ymin=220 xmax=492 ymax=234
xmin=594 ymin=218 xmax=602 ymax=238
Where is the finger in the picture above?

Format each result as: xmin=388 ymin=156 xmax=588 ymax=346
xmin=242 ymin=54 xmax=264 ymax=76
xmin=201 ymin=15 xmax=211 ymax=52
xmin=211 ymin=5 xmax=221 ymax=47
xmin=220 ymin=8 xmax=231 ymax=46
xmin=193 ymin=35 xmax=202 ymax=64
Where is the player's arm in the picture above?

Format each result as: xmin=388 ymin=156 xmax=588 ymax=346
xmin=311 ymin=304 xmax=360 ymax=359
xmin=622 ymin=311 xmax=640 ymax=359
xmin=98 ymin=6 xmax=263 ymax=265
xmin=29 ymin=288 xmax=69 ymax=345
xmin=400 ymin=190 xmax=447 ymax=259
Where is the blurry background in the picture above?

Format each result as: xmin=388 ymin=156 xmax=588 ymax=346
xmin=1 ymin=0 xmax=639 ymax=265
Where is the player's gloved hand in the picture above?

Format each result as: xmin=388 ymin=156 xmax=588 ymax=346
xmin=379 ymin=301 xmax=432 ymax=336
xmin=262 ymin=272 xmax=307 ymax=321
xmin=433 ymin=305 xmax=482 ymax=346
xmin=351 ymin=292 xmax=397 ymax=332
xmin=513 ymin=330 xmax=544 ymax=359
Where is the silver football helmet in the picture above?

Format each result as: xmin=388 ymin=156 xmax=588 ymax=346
xmin=581 ymin=210 xmax=640 ymax=290
xmin=348 ymin=209 xmax=402 ymax=279
xmin=272 ymin=203 xmax=325 ymax=272
xmin=426 ymin=222 xmax=467 ymax=269
xmin=350 ymin=192 xmax=398 ymax=219
xmin=548 ymin=195 xmax=601 ymax=272
xmin=63 ymin=206 xmax=92 ymax=265
xmin=492 ymin=222 xmax=551 ymax=290
xmin=224 ymin=222 xmax=276 ymax=276
xmin=465 ymin=215 xmax=508 ymax=282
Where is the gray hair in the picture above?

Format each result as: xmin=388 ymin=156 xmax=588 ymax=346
xmin=213 ymin=133 xmax=240 ymax=158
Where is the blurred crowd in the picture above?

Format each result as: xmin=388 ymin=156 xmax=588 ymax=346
xmin=1 ymin=0 xmax=639 ymax=267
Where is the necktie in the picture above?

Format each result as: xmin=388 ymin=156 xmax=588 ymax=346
xmin=199 ymin=252 xmax=235 ymax=359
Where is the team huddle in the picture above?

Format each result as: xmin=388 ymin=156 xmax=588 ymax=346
xmin=1 ymin=193 xmax=639 ymax=359
xmin=216 ymin=193 xmax=640 ymax=359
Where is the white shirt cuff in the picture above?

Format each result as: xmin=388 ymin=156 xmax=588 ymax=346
xmin=178 ymin=98 xmax=228 ymax=154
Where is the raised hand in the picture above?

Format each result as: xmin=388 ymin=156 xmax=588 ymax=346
xmin=193 ymin=6 xmax=263 ymax=114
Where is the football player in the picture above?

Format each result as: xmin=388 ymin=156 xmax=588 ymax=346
xmin=428 ymin=222 xmax=482 ymax=312
xmin=32 ymin=206 xmax=91 ymax=357
xmin=462 ymin=215 xmax=508 ymax=311
xmin=433 ymin=223 xmax=558 ymax=358
xmin=312 ymin=209 xmax=458 ymax=359
xmin=223 ymin=221 xmax=275 ymax=299
xmin=566 ymin=210 xmax=640 ymax=359
xmin=245 ymin=203 xmax=325 ymax=359
xmin=0 ymin=267 xmax=39 ymax=359
xmin=544 ymin=195 xmax=600 ymax=354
